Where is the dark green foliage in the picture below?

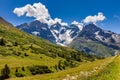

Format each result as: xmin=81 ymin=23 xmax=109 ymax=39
xmin=0 ymin=38 xmax=5 ymax=46
xmin=17 ymin=52 xmax=21 ymax=56
xmin=54 ymin=65 xmax=58 ymax=71
xmin=15 ymin=68 xmax=18 ymax=72
xmin=31 ymin=46 xmax=97 ymax=63
xmin=15 ymin=72 xmax=25 ymax=77
xmin=12 ymin=51 xmax=22 ymax=56
xmin=1 ymin=64 xmax=10 ymax=79
xmin=40 ymin=56 xmax=42 ymax=58
xmin=13 ymin=41 xmax=18 ymax=46
xmin=29 ymin=65 xmax=52 ymax=75
xmin=15 ymin=67 xmax=25 ymax=77
xmin=58 ymin=60 xmax=63 ymax=70
xmin=24 ymin=53 xmax=29 ymax=56
xmin=22 ymin=67 xmax=25 ymax=71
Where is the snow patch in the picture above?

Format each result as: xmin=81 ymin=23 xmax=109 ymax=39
xmin=41 ymin=27 xmax=47 ymax=30
xmin=31 ymin=31 xmax=40 ymax=36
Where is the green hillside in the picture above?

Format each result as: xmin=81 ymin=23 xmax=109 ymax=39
xmin=69 ymin=37 xmax=115 ymax=57
xmin=0 ymin=17 xmax=98 ymax=79
xmin=9 ymin=55 xmax=116 ymax=80
xmin=87 ymin=55 xmax=120 ymax=80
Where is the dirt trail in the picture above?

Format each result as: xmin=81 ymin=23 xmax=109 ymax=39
xmin=62 ymin=56 xmax=116 ymax=80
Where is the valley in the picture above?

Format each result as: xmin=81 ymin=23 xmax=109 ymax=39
xmin=0 ymin=16 xmax=119 ymax=80
xmin=0 ymin=1 xmax=120 ymax=80
xmin=0 ymin=17 xmax=98 ymax=80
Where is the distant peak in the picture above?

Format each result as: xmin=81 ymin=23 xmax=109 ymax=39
xmin=84 ymin=23 xmax=101 ymax=30
xmin=85 ymin=23 xmax=97 ymax=27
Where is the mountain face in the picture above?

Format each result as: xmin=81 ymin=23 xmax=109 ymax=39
xmin=17 ymin=21 xmax=120 ymax=57
xmin=79 ymin=24 xmax=120 ymax=45
xmin=69 ymin=24 xmax=120 ymax=57
xmin=17 ymin=21 xmax=82 ymax=45
xmin=17 ymin=20 xmax=56 ymax=43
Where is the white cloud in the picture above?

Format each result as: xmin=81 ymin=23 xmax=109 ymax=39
xmin=71 ymin=21 xmax=83 ymax=30
xmin=13 ymin=2 xmax=68 ymax=26
xmin=13 ymin=2 xmax=50 ymax=23
xmin=83 ymin=12 xmax=106 ymax=24
xmin=14 ymin=3 xmax=105 ymax=26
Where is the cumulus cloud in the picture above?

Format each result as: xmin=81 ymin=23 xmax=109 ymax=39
xmin=13 ymin=2 xmax=50 ymax=23
xmin=13 ymin=2 xmax=68 ymax=26
xmin=13 ymin=3 xmax=105 ymax=26
xmin=83 ymin=12 xmax=106 ymax=24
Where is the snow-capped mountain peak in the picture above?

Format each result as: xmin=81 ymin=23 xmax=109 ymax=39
xmin=17 ymin=20 xmax=83 ymax=45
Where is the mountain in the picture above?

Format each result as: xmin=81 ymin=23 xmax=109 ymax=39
xmin=17 ymin=20 xmax=120 ymax=57
xmin=17 ymin=20 xmax=56 ymax=43
xmin=17 ymin=20 xmax=82 ymax=45
xmin=69 ymin=24 xmax=120 ymax=57
xmin=0 ymin=17 xmax=97 ymax=79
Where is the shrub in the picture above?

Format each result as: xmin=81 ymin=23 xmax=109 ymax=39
xmin=22 ymin=67 xmax=25 ymax=71
xmin=24 ymin=53 xmax=29 ymax=56
xmin=1 ymin=64 xmax=10 ymax=79
xmin=15 ymin=68 xmax=18 ymax=72
xmin=13 ymin=41 xmax=18 ymax=46
xmin=15 ymin=72 xmax=25 ymax=77
xmin=29 ymin=65 xmax=52 ymax=75
xmin=0 ymin=38 xmax=5 ymax=46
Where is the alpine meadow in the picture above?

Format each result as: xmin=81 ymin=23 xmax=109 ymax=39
xmin=0 ymin=0 xmax=120 ymax=80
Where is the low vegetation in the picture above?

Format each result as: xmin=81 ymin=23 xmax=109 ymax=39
xmin=87 ymin=55 xmax=120 ymax=80
xmin=0 ymin=17 xmax=102 ymax=79
xmin=9 ymin=55 xmax=115 ymax=80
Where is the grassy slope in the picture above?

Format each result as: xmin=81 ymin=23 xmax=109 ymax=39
xmin=87 ymin=55 xmax=120 ymax=80
xmin=0 ymin=17 xmax=99 ymax=79
xmin=0 ymin=17 xmax=118 ymax=80
xmin=0 ymin=20 xmax=64 ymax=77
xmin=69 ymin=37 xmax=114 ymax=57
xmin=9 ymin=56 xmax=114 ymax=80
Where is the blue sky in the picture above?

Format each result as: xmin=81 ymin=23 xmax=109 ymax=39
xmin=0 ymin=0 xmax=120 ymax=33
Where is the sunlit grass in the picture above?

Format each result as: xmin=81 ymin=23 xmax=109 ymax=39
xmin=9 ymin=56 xmax=114 ymax=80
xmin=87 ymin=55 xmax=120 ymax=80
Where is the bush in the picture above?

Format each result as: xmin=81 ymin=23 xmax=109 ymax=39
xmin=22 ymin=67 xmax=25 ymax=71
xmin=15 ymin=68 xmax=18 ymax=72
xmin=1 ymin=64 xmax=10 ymax=79
xmin=15 ymin=72 xmax=25 ymax=77
xmin=0 ymin=38 xmax=5 ymax=46
xmin=13 ymin=41 xmax=18 ymax=46
xmin=24 ymin=53 xmax=29 ymax=56
xmin=29 ymin=65 xmax=52 ymax=75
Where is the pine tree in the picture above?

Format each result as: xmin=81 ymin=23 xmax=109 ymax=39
xmin=1 ymin=64 xmax=10 ymax=79
xmin=0 ymin=38 xmax=5 ymax=46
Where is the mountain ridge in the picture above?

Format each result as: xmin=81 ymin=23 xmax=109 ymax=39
xmin=17 ymin=21 xmax=120 ymax=57
xmin=69 ymin=23 xmax=120 ymax=57
xmin=17 ymin=20 xmax=82 ymax=45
